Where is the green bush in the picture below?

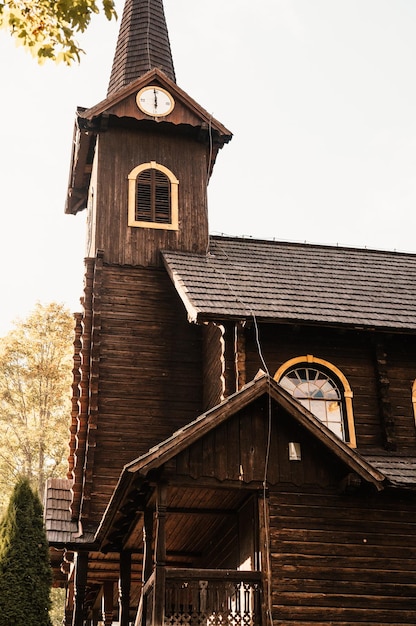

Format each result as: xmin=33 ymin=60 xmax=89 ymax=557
xmin=0 ymin=478 xmax=52 ymax=626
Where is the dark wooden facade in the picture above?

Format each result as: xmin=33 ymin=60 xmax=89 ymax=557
xmin=91 ymin=124 xmax=211 ymax=266
xmin=45 ymin=1 xmax=416 ymax=625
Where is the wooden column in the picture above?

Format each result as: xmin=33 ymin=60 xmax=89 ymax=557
xmin=374 ymin=339 xmax=396 ymax=451
xmin=72 ymin=551 xmax=88 ymax=626
xmin=143 ymin=508 xmax=154 ymax=583
xmin=152 ymin=484 xmax=167 ymax=626
xmin=102 ymin=581 xmax=114 ymax=626
xmin=119 ymin=550 xmax=132 ymax=626
xmin=258 ymin=492 xmax=272 ymax=626
xmin=235 ymin=321 xmax=246 ymax=391
xmin=137 ymin=508 xmax=154 ymax=626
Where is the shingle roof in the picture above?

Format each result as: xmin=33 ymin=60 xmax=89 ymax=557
xmin=162 ymin=236 xmax=416 ymax=331
xmin=44 ymin=478 xmax=95 ymax=546
xmin=107 ymin=0 xmax=175 ymax=97
xmin=363 ymin=456 xmax=416 ymax=488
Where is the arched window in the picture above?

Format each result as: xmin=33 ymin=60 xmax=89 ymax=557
xmin=274 ymin=355 xmax=356 ymax=448
xmin=128 ymin=161 xmax=179 ymax=230
xmin=412 ymin=380 xmax=416 ymax=426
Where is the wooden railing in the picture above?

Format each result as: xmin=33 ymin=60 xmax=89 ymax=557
xmin=138 ymin=568 xmax=262 ymax=626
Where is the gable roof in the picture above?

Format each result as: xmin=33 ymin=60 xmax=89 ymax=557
xmin=95 ymin=374 xmax=386 ymax=544
xmin=162 ymin=236 xmax=416 ymax=331
xmin=107 ymin=0 xmax=175 ymax=96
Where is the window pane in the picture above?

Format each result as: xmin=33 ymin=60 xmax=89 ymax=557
xmin=279 ymin=365 xmax=346 ymax=441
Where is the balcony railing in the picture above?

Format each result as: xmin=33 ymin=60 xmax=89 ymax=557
xmin=139 ymin=567 xmax=262 ymax=626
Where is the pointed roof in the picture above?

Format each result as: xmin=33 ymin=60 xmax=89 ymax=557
xmin=107 ymin=0 xmax=175 ymax=97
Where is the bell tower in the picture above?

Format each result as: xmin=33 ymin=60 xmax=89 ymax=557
xmin=65 ymin=0 xmax=231 ymax=266
xmin=65 ymin=0 xmax=232 ymax=532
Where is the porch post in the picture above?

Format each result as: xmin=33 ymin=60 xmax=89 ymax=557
xmin=143 ymin=507 xmax=154 ymax=582
xmin=102 ymin=581 xmax=114 ymax=626
xmin=119 ymin=550 xmax=132 ymax=626
xmin=152 ymin=483 xmax=167 ymax=626
xmin=137 ymin=507 xmax=154 ymax=626
xmin=258 ymin=492 xmax=272 ymax=626
xmin=72 ymin=551 xmax=88 ymax=626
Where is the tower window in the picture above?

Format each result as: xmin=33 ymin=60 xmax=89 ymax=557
xmin=128 ymin=161 xmax=179 ymax=230
xmin=275 ymin=355 xmax=356 ymax=447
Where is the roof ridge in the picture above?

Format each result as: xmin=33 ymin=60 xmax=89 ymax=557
xmin=209 ymin=234 xmax=416 ymax=257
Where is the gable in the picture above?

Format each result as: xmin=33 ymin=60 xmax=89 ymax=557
xmin=126 ymin=375 xmax=384 ymax=486
xmin=167 ymin=395 xmax=363 ymax=489
xmin=78 ymin=68 xmax=232 ymax=139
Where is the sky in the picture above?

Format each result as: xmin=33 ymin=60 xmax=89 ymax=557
xmin=1 ymin=0 xmax=416 ymax=336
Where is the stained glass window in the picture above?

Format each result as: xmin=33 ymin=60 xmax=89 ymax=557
xmin=279 ymin=366 xmax=348 ymax=441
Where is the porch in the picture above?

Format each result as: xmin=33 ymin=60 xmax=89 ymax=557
xmin=138 ymin=567 xmax=262 ymax=626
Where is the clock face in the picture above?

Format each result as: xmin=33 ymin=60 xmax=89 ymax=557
xmin=136 ymin=86 xmax=175 ymax=117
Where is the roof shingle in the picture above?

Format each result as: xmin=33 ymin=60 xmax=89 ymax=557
xmin=162 ymin=236 xmax=416 ymax=330
xmin=107 ymin=0 xmax=175 ymax=97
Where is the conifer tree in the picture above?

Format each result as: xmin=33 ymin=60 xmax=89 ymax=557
xmin=0 ymin=477 xmax=52 ymax=626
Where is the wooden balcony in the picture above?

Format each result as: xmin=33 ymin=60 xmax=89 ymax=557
xmin=138 ymin=568 xmax=262 ymax=626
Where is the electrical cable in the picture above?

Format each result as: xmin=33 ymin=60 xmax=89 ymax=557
xmin=205 ymin=243 xmax=274 ymax=625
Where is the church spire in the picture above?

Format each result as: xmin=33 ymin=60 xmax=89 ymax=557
xmin=107 ymin=0 xmax=176 ymax=97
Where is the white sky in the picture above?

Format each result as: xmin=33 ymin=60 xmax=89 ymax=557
xmin=1 ymin=0 xmax=416 ymax=336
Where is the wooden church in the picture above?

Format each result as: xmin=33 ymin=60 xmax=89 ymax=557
xmin=45 ymin=0 xmax=416 ymax=624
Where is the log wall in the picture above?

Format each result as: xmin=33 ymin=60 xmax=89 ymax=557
xmin=84 ymin=262 xmax=203 ymax=525
xmin=269 ymin=488 xmax=416 ymax=625
xmin=243 ymin=324 xmax=416 ymax=452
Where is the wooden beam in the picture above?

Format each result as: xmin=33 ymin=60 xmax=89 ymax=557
xmin=258 ymin=493 xmax=272 ymax=626
xmin=72 ymin=552 xmax=88 ymax=626
xmin=374 ymin=338 xmax=396 ymax=451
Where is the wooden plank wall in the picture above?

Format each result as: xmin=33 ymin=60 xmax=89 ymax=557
xmin=269 ymin=488 xmax=416 ymax=625
xmin=243 ymin=324 xmax=416 ymax=452
xmin=87 ymin=263 xmax=203 ymax=525
xmin=95 ymin=126 xmax=209 ymax=266
xmin=173 ymin=397 xmax=345 ymax=489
